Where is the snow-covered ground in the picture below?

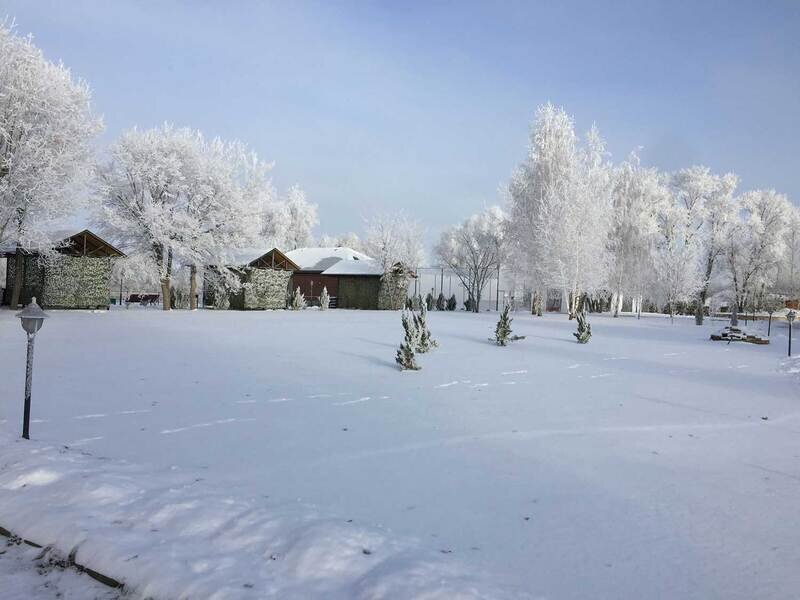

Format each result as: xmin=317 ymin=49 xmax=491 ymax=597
xmin=0 ymin=536 xmax=120 ymax=599
xmin=0 ymin=308 xmax=798 ymax=599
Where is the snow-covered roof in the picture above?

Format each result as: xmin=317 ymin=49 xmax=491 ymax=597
xmin=321 ymin=257 xmax=384 ymax=276
xmin=285 ymin=247 xmax=377 ymax=272
xmin=0 ymin=230 xmax=124 ymax=258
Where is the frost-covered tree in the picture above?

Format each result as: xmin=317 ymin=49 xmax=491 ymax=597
xmin=363 ymin=212 xmax=425 ymax=270
xmin=291 ymin=286 xmax=306 ymax=310
xmin=724 ymin=190 xmax=790 ymax=311
xmin=447 ymin=294 xmax=457 ymax=311
xmin=435 ymin=206 xmax=505 ymax=313
xmin=413 ymin=304 xmax=438 ymax=352
xmin=99 ymin=125 xmax=275 ymax=310
xmin=180 ymin=137 xmax=270 ymax=309
xmin=273 ymin=186 xmax=317 ymax=250
xmin=506 ymin=104 xmax=613 ymax=318
xmin=607 ymin=155 xmax=663 ymax=318
xmin=436 ymin=292 xmax=446 ymax=311
xmin=317 ymin=232 xmax=363 ymax=251
xmin=651 ymin=181 xmax=703 ymax=322
xmin=775 ymin=205 xmax=800 ymax=299
xmin=671 ymin=166 xmax=738 ymax=324
xmin=0 ymin=23 xmax=103 ymax=307
xmin=319 ymin=286 xmax=330 ymax=310
xmin=573 ymin=312 xmax=592 ymax=343
xmin=395 ymin=310 xmax=420 ymax=370
xmin=494 ymin=304 xmax=513 ymax=346
xmin=98 ymin=125 xmax=197 ymax=310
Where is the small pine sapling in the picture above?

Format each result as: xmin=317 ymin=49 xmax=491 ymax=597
xmin=447 ymin=294 xmax=457 ymax=311
xmin=573 ymin=311 xmax=592 ymax=343
xmin=413 ymin=304 xmax=438 ymax=352
xmin=291 ymin=286 xmax=306 ymax=310
xmin=395 ymin=310 xmax=420 ymax=370
xmin=319 ymin=286 xmax=330 ymax=311
xmin=492 ymin=304 xmax=525 ymax=345
xmin=494 ymin=304 xmax=512 ymax=346
xmin=436 ymin=292 xmax=446 ymax=311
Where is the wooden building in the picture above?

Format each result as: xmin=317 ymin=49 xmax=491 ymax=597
xmin=286 ymin=247 xmax=413 ymax=310
xmin=1 ymin=230 xmax=125 ymax=309
xmin=204 ymin=248 xmax=299 ymax=310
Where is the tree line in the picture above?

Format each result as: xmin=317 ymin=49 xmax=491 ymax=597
xmin=436 ymin=103 xmax=799 ymax=322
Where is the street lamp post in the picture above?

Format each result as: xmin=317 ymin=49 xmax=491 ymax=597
xmin=16 ymin=297 xmax=48 ymax=440
xmin=788 ymin=310 xmax=796 ymax=358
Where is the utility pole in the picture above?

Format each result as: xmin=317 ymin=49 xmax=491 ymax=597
xmin=495 ymin=263 xmax=500 ymax=311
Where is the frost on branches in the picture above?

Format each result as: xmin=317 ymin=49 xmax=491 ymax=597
xmin=573 ymin=312 xmax=592 ymax=344
xmin=98 ymin=125 xmax=274 ymax=310
xmin=435 ymin=207 xmax=504 ymax=313
xmin=413 ymin=304 xmax=438 ymax=353
xmin=0 ymin=23 xmax=103 ymax=307
xmin=395 ymin=310 xmax=420 ymax=370
xmin=291 ymin=286 xmax=306 ymax=310
xmin=363 ymin=212 xmax=425 ymax=271
xmin=319 ymin=286 xmax=330 ymax=310
xmin=506 ymin=104 xmax=612 ymax=319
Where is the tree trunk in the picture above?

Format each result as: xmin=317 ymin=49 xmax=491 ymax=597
xmin=161 ymin=278 xmax=171 ymax=310
xmin=10 ymin=246 xmax=24 ymax=308
xmin=730 ymin=303 xmax=738 ymax=327
xmin=161 ymin=247 xmax=173 ymax=311
xmin=694 ymin=296 xmax=704 ymax=325
xmin=189 ymin=264 xmax=198 ymax=310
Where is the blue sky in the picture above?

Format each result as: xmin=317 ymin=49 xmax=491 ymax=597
xmin=3 ymin=1 xmax=799 ymax=243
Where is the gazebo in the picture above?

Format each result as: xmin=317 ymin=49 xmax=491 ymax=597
xmin=2 ymin=229 xmax=125 ymax=309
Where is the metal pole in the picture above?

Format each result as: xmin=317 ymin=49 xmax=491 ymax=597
xmin=789 ymin=321 xmax=793 ymax=357
xmin=22 ymin=333 xmax=35 ymax=440
xmin=495 ymin=264 xmax=500 ymax=311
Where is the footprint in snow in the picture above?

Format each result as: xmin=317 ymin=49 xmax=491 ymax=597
xmin=567 ymin=364 xmax=582 ymax=369
xmin=590 ymin=373 xmax=613 ymax=379
xmin=436 ymin=381 xmax=459 ymax=388
xmin=74 ymin=413 xmax=107 ymax=420
xmin=334 ymin=397 xmax=371 ymax=406
xmin=472 ymin=383 xmax=489 ymax=388
xmin=268 ymin=397 xmax=293 ymax=403
xmin=501 ymin=370 xmax=528 ymax=375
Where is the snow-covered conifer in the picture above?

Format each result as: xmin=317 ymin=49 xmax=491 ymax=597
xmin=396 ymin=310 xmax=420 ymax=370
xmin=319 ymin=286 xmax=330 ymax=310
xmin=425 ymin=293 xmax=434 ymax=311
xmin=291 ymin=286 xmax=306 ymax=310
xmin=494 ymin=304 xmax=513 ymax=346
xmin=413 ymin=304 xmax=438 ymax=353
xmin=436 ymin=293 xmax=446 ymax=311
xmin=447 ymin=294 xmax=457 ymax=311
xmin=573 ymin=312 xmax=592 ymax=344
